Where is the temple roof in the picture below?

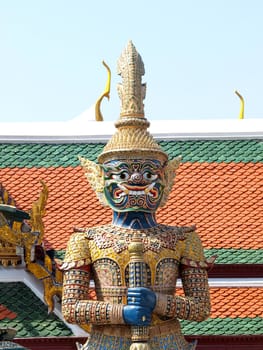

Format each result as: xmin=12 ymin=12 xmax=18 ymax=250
xmin=0 ymin=139 xmax=261 ymax=262
xmin=0 ymin=121 xmax=262 ymax=346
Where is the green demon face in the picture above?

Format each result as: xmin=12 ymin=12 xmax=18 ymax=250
xmin=102 ymin=159 xmax=165 ymax=212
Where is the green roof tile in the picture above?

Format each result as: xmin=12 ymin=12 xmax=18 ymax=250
xmin=160 ymin=140 xmax=263 ymax=163
xmin=181 ymin=317 xmax=263 ymax=335
xmin=0 ymin=282 xmax=72 ymax=338
xmin=54 ymin=250 xmax=66 ymax=260
xmin=0 ymin=140 xmax=262 ymax=168
xmin=205 ymin=248 xmax=263 ymax=264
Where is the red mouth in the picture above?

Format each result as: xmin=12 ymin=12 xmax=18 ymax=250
xmin=150 ymin=188 xmax=158 ymax=199
xmin=124 ymin=184 xmax=148 ymax=191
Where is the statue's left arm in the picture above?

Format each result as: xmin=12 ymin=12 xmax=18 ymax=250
xmin=154 ymin=231 xmax=211 ymax=322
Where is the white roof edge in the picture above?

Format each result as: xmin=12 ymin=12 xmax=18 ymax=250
xmin=153 ymin=131 xmax=263 ymax=141
xmin=176 ymin=277 xmax=263 ymax=287
xmin=0 ymin=119 xmax=262 ymax=143
xmin=0 ymin=133 xmax=263 ymax=144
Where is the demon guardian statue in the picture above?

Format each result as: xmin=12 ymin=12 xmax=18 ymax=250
xmin=61 ymin=41 xmax=211 ymax=350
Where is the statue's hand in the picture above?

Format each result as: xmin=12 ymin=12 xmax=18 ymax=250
xmin=127 ymin=287 xmax=156 ymax=311
xmin=123 ymin=305 xmax=151 ymax=326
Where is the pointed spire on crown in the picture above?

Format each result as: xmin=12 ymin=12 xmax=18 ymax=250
xmin=117 ymin=40 xmax=146 ymax=118
xmin=98 ymin=41 xmax=168 ymax=164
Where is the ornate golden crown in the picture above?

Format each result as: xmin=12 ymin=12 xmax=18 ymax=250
xmin=97 ymin=41 xmax=168 ymax=164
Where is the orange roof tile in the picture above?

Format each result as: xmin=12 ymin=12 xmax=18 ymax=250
xmin=160 ymin=162 xmax=263 ymax=249
xmin=0 ymin=304 xmax=17 ymax=320
xmin=0 ymin=162 xmax=262 ymax=250
xmin=177 ymin=287 xmax=263 ymax=319
xmin=210 ymin=287 xmax=263 ymax=319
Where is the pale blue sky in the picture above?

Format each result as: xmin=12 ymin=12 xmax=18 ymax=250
xmin=0 ymin=0 xmax=262 ymax=122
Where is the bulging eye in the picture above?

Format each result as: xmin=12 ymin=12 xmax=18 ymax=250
xmin=112 ymin=171 xmax=129 ymax=181
xmin=143 ymin=172 xmax=158 ymax=181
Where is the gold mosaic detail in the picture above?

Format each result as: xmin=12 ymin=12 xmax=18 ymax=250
xmin=62 ymin=230 xmax=92 ymax=270
xmin=61 ymin=224 xmax=211 ymax=285
xmin=154 ymin=267 xmax=210 ymax=322
xmin=62 ymin=225 xmax=208 ymax=267
xmin=79 ymin=42 xmax=181 ymax=208
xmin=84 ymin=224 xmax=190 ymax=253
xmin=97 ymin=41 xmax=168 ymax=164
xmin=78 ymin=156 xmax=106 ymax=206
xmin=160 ymin=156 xmax=181 ymax=207
xmin=98 ymin=119 xmax=168 ymax=164
xmin=0 ymin=181 xmax=63 ymax=312
xmin=117 ymin=40 xmax=146 ymax=117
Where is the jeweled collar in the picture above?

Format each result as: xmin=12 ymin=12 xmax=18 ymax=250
xmin=80 ymin=224 xmax=195 ymax=254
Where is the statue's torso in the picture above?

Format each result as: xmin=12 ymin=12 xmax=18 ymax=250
xmin=63 ymin=224 xmax=204 ymax=349
xmin=84 ymin=224 xmax=193 ymax=306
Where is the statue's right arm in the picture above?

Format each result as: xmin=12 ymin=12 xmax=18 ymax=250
xmin=61 ymin=232 xmax=124 ymax=326
xmin=61 ymin=231 xmax=154 ymax=326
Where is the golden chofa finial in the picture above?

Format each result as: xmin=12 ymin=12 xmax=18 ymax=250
xmin=235 ymin=90 xmax=244 ymax=119
xmin=95 ymin=61 xmax=111 ymax=121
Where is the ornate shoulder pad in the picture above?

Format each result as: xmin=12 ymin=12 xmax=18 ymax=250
xmin=61 ymin=230 xmax=91 ymax=270
xmin=176 ymin=225 xmax=196 ymax=237
xmin=181 ymin=256 xmax=217 ymax=270
xmin=180 ymin=230 xmax=206 ymax=266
